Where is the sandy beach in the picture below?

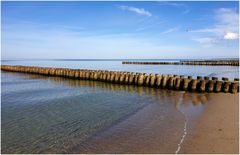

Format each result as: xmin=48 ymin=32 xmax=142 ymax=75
xmin=180 ymin=93 xmax=239 ymax=153
xmin=72 ymin=92 xmax=239 ymax=154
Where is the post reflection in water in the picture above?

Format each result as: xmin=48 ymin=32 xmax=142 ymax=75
xmin=25 ymin=72 xmax=210 ymax=109
xmin=2 ymin=71 xmax=216 ymax=154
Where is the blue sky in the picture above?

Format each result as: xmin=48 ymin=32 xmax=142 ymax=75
xmin=1 ymin=1 xmax=239 ymax=59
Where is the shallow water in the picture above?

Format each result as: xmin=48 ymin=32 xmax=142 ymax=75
xmin=2 ymin=70 xmax=238 ymax=154
xmin=2 ymin=60 xmax=239 ymax=80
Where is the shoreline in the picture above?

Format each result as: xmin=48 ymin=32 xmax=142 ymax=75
xmin=71 ymin=92 xmax=239 ymax=154
xmin=179 ymin=93 xmax=239 ymax=153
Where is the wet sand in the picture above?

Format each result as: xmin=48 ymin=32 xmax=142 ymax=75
xmin=72 ymin=95 xmax=185 ymax=154
xmin=180 ymin=93 xmax=239 ymax=154
xmin=72 ymin=92 xmax=239 ymax=154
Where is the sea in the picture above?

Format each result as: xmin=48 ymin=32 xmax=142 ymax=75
xmin=1 ymin=59 xmax=239 ymax=79
xmin=1 ymin=59 xmax=239 ymax=153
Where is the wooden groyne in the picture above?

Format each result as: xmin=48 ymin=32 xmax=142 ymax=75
xmin=1 ymin=65 xmax=239 ymax=94
xmin=122 ymin=60 xmax=239 ymax=66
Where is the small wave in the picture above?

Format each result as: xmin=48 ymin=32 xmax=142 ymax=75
xmin=175 ymin=93 xmax=188 ymax=154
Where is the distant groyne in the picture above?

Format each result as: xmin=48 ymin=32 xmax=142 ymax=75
xmin=1 ymin=65 xmax=239 ymax=94
xmin=122 ymin=60 xmax=239 ymax=66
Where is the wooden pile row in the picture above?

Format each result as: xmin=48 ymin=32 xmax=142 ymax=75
xmin=1 ymin=65 xmax=239 ymax=93
xmin=122 ymin=60 xmax=239 ymax=66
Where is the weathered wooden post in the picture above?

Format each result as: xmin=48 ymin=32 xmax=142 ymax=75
xmin=134 ymin=73 xmax=139 ymax=85
xmin=109 ymin=72 xmax=115 ymax=82
xmin=230 ymin=82 xmax=239 ymax=94
xmin=144 ymin=74 xmax=150 ymax=86
xmin=93 ymin=71 xmax=99 ymax=81
xmin=204 ymin=76 xmax=209 ymax=81
xmin=138 ymin=73 xmax=144 ymax=86
xmin=189 ymin=79 xmax=198 ymax=92
xmin=223 ymin=81 xmax=230 ymax=93
xmin=182 ymin=78 xmax=189 ymax=91
xmin=198 ymin=80 xmax=206 ymax=92
xmin=206 ymin=80 xmax=214 ymax=92
xmin=119 ymin=72 xmax=125 ymax=84
xmin=222 ymin=77 xmax=229 ymax=81
xmin=106 ymin=71 xmax=111 ymax=82
xmin=177 ymin=78 xmax=183 ymax=90
xmin=124 ymin=72 xmax=130 ymax=84
xmin=128 ymin=73 xmax=135 ymax=85
xmin=150 ymin=74 xmax=156 ymax=87
xmin=197 ymin=76 xmax=203 ymax=80
xmin=161 ymin=75 xmax=167 ymax=88
xmin=103 ymin=71 xmax=107 ymax=81
xmin=234 ymin=78 xmax=239 ymax=81
xmin=212 ymin=77 xmax=218 ymax=81
xmin=214 ymin=81 xmax=223 ymax=92
xmin=114 ymin=72 xmax=120 ymax=83
xmin=155 ymin=74 xmax=162 ymax=88
xmin=167 ymin=77 xmax=174 ymax=89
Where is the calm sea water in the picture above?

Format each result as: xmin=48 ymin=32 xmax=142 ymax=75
xmin=1 ymin=71 xmax=205 ymax=153
xmin=1 ymin=60 xmax=239 ymax=80
xmin=1 ymin=60 xmax=239 ymax=153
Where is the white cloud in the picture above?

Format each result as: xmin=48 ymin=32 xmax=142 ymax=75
xmin=193 ymin=37 xmax=218 ymax=46
xmin=135 ymin=20 xmax=165 ymax=32
xmin=158 ymin=2 xmax=186 ymax=7
xmin=215 ymin=8 xmax=238 ymax=25
xmin=158 ymin=2 xmax=190 ymax=15
xmin=224 ymin=32 xmax=239 ymax=40
xmin=120 ymin=6 xmax=152 ymax=17
xmin=191 ymin=8 xmax=239 ymax=41
xmin=3 ymin=21 xmax=197 ymax=59
xmin=160 ymin=26 xmax=180 ymax=34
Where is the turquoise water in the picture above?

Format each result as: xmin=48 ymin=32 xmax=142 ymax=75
xmin=2 ymin=60 xmax=239 ymax=80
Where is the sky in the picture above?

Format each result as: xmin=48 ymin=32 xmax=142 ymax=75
xmin=1 ymin=1 xmax=239 ymax=59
